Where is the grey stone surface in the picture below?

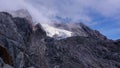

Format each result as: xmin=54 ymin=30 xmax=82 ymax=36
xmin=0 ymin=12 xmax=120 ymax=68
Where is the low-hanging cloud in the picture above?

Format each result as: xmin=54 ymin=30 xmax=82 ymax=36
xmin=26 ymin=0 xmax=120 ymax=26
xmin=0 ymin=0 xmax=120 ymax=25
xmin=0 ymin=0 xmax=56 ymax=24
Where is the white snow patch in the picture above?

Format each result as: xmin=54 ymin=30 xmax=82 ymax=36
xmin=41 ymin=24 xmax=72 ymax=38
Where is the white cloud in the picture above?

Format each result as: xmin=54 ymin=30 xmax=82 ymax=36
xmin=0 ymin=0 xmax=23 ymax=11
xmin=91 ymin=0 xmax=120 ymax=17
xmin=0 ymin=0 xmax=120 ymax=25
xmin=0 ymin=0 xmax=56 ymax=24
xmin=26 ymin=0 xmax=120 ymax=25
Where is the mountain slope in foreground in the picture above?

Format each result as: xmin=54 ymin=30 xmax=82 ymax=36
xmin=0 ymin=12 xmax=120 ymax=68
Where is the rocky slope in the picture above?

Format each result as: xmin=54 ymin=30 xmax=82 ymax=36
xmin=0 ymin=12 xmax=120 ymax=68
xmin=53 ymin=23 xmax=107 ymax=40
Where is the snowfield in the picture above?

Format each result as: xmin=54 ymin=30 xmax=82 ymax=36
xmin=41 ymin=24 xmax=72 ymax=38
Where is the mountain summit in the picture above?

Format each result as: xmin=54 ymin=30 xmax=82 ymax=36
xmin=0 ymin=12 xmax=120 ymax=68
xmin=9 ymin=9 xmax=107 ymax=40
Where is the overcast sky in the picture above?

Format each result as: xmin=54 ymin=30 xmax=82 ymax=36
xmin=0 ymin=0 xmax=120 ymax=40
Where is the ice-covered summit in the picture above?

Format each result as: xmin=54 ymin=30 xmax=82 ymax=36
xmin=41 ymin=24 xmax=72 ymax=38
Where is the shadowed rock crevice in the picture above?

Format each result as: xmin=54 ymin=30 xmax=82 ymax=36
xmin=0 ymin=45 xmax=13 ymax=66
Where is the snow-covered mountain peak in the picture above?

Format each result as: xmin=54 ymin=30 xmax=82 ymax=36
xmin=41 ymin=24 xmax=72 ymax=38
xmin=9 ymin=9 xmax=72 ymax=39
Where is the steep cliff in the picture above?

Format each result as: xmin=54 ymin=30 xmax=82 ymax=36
xmin=0 ymin=12 xmax=120 ymax=68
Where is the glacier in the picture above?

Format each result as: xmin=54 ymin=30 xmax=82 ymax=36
xmin=41 ymin=24 xmax=72 ymax=38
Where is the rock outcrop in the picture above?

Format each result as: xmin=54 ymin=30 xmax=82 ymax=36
xmin=0 ymin=12 xmax=120 ymax=68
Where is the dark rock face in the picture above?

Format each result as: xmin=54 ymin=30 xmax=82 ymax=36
xmin=13 ymin=17 xmax=33 ymax=43
xmin=0 ymin=12 xmax=120 ymax=68
xmin=0 ymin=12 xmax=32 ymax=68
